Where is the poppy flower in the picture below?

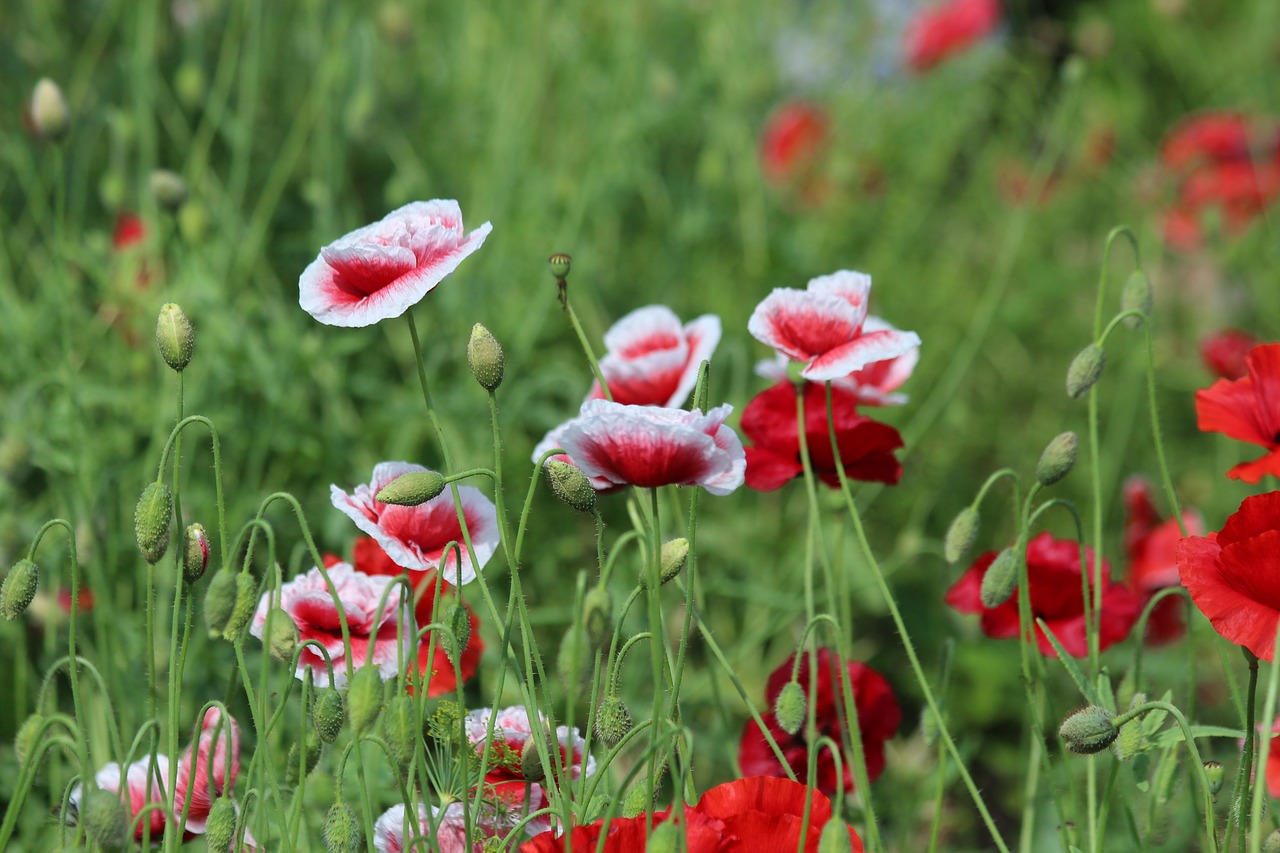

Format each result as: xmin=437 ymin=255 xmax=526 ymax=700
xmin=587 ymin=305 xmax=722 ymax=408
xmin=299 ymin=199 xmax=492 ymax=327
xmin=1263 ymin=718 xmax=1280 ymax=799
xmin=250 ymin=562 xmax=414 ymax=687
xmin=755 ymin=317 xmax=919 ymax=407
xmin=1195 ymin=343 xmax=1280 ymax=483
xmin=331 ymin=462 xmax=500 ymax=584
xmin=902 ymin=0 xmax=1001 ymax=73
xmin=548 ymin=400 xmax=745 ymax=495
xmin=1161 ymin=113 xmax=1254 ymax=171
xmin=748 ymin=270 xmax=921 ymax=383
xmin=1123 ymin=477 xmax=1204 ymax=645
xmin=739 ymin=649 xmax=900 ymax=797
xmin=1177 ymin=491 xmax=1280 ymax=661
xmin=465 ymin=705 xmax=594 ymax=809
xmin=1201 ymin=330 xmax=1257 ymax=380
xmin=741 ymin=381 xmax=903 ymax=491
xmin=946 ymin=532 xmax=1142 ymax=657
xmin=374 ymin=797 xmax=545 ymax=853
xmin=759 ymin=101 xmax=830 ymax=189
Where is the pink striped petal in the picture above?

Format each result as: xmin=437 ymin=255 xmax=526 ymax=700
xmin=807 ymin=269 xmax=872 ymax=319
xmin=594 ymin=307 xmax=722 ymax=407
xmin=802 ymin=328 xmax=922 ymax=381
xmin=748 ymin=289 xmax=862 ymax=362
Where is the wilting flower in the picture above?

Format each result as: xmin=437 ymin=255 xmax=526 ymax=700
xmin=1123 ymin=477 xmax=1204 ymax=645
xmin=250 ymin=562 xmax=413 ymax=687
xmin=374 ymin=797 xmax=545 ymax=853
xmin=299 ymin=199 xmax=492 ymax=327
xmin=946 ymin=533 xmax=1142 ymax=657
xmin=1178 ymin=491 xmax=1280 ymax=661
xmin=546 ymin=400 xmax=745 ymax=495
xmin=1195 ymin=343 xmax=1280 ymax=483
xmin=739 ymin=649 xmax=900 ymax=797
xmin=903 ymin=0 xmax=1001 ymax=73
xmin=465 ymin=705 xmax=594 ymax=808
xmin=755 ymin=317 xmax=919 ymax=406
xmin=759 ymin=100 xmax=830 ymax=190
xmin=1201 ymin=329 xmax=1257 ymax=380
xmin=741 ymin=381 xmax=903 ymax=491
xmin=331 ymin=462 xmax=500 ymax=584
xmin=587 ymin=305 xmax=722 ymax=408
xmin=748 ymin=270 xmax=920 ymax=383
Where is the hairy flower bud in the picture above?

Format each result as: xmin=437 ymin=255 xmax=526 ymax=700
xmin=149 ymin=169 xmax=188 ymax=212
xmin=1066 ymin=344 xmax=1106 ymax=399
xmin=155 ymin=303 xmax=195 ymax=372
xmin=1036 ymin=431 xmax=1079 ymax=487
xmin=1113 ymin=693 xmax=1146 ymax=761
xmin=773 ymin=680 xmax=807 ymax=736
xmin=545 ymin=460 xmax=596 ymax=513
xmin=285 ymin=732 xmax=322 ymax=785
xmin=447 ymin=602 xmax=471 ymax=665
xmin=979 ymin=545 xmax=1021 ymax=609
xmin=582 ymin=586 xmax=612 ymax=651
xmin=1264 ymin=829 xmax=1280 ymax=853
xmin=520 ymin=737 xmax=546 ymax=782
xmin=134 ymin=481 xmax=174 ymax=564
xmin=944 ymin=506 xmax=980 ymax=564
xmin=594 ymin=694 xmax=634 ymax=749
xmin=375 ymin=470 xmax=446 ymax=506
xmin=640 ymin=538 xmax=689 ymax=588
xmin=205 ymin=797 xmax=238 ymax=852
xmin=548 ymin=253 xmax=572 ymax=280
xmin=346 ymin=666 xmax=384 ymax=736
xmin=818 ymin=819 xmax=853 ymax=853
xmin=15 ymin=713 xmax=45 ymax=771
xmin=1 ymin=559 xmax=40 ymax=621
xmin=556 ymin=625 xmax=591 ymax=690
xmin=621 ymin=781 xmax=653 ymax=818
xmin=221 ymin=572 xmax=257 ymax=640
xmin=323 ymin=800 xmax=360 ymax=853
xmin=383 ymin=695 xmax=417 ymax=769
xmin=467 ymin=324 xmax=505 ymax=391
xmin=266 ymin=608 xmax=300 ymax=661
xmin=30 ymin=78 xmax=70 ymax=142
xmin=1059 ymin=705 xmax=1118 ymax=755
xmin=1121 ymin=270 xmax=1153 ymax=328
xmin=181 ymin=523 xmax=210 ymax=583
xmin=313 ymin=690 xmax=346 ymax=743
xmin=203 ymin=569 xmax=237 ymax=638
xmin=82 ymin=788 xmax=128 ymax=849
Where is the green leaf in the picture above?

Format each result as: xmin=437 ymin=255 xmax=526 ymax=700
xmin=1151 ymin=725 xmax=1245 ymax=749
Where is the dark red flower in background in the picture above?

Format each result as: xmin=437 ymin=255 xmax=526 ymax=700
xmin=742 ymin=381 xmax=903 ymax=490
xmin=1178 ymin=491 xmax=1280 ymax=661
xmin=738 ymin=649 xmax=900 ymax=797
xmin=1200 ymin=330 xmax=1258 ymax=380
xmin=945 ymin=533 xmax=1142 ymax=657
xmin=760 ymin=101 xmax=830 ymax=191
xmin=1123 ymin=477 xmax=1204 ymax=645
xmin=1195 ymin=343 xmax=1280 ymax=483
xmin=903 ymin=0 xmax=1001 ymax=73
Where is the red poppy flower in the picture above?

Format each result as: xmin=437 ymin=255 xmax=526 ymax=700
xmin=1123 ymin=477 xmax=1204 ymax=645
xmin=945 ymin=532 xmax=1142 ymax=657
xmin=902 ymin=0 xmax=1001 ymax=73
xmin=741 ymin=381 xmax=903 ymax=491
xmin=1195 ymin=343 xmax=1280 ymax=483
xmin=587 ymin=305 xmax=722 ymax=408
xmin=1161 ymin=112 xmax=1254 ymax=171
xmin=760 ymin=101 xmax=829 ymax=189
xmin=748 ymin=271 xmax=921 ymax=383
xmin=112 ymin=212 xmax=147 ymax=250
xmin=56 ymin=587 xmax=95 ymax=614
xmin=1201 ymin=330 xmax=1258 ymax=380
xmin=739 ymin=649 xmax=900 ymax=797
xmin=755 ymin=318 xmax=920 ymax=407
xmin=299 ymin=200 xmax=491 ymax=327
xmin=1263 ymin=718 xmax=1280 ymax=799
xmin=1177 ymin=491 xmax=1280 ymax=661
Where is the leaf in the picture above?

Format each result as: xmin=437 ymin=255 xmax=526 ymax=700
xmin=1151 ymin=725 xmax=1245 ymax=749
xmin=1037 ymin=618 xmax=1101 ymax=705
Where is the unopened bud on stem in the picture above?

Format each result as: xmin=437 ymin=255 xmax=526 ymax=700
xmin=1036 ymin=431 xmax=1079 ymax=487
xmin=545 ymin=460 xmax=596 ymax=513
xmin=221 ymin=572 xmax=257 ymax=640
xmin=1121 ymin=270 xmax=1153 ymax=328
xmin=135 ymin=481 xmax=174 ymax=564
xmin=594 ymin=694 xmax=634 ymax=748
xmin=346 ymin=666 xmax=384 ymax=736
xmin=980 ymin=545 xmax=1021 ymax=609
xmin=467 ymin=324 xmax=505 ymax=391
xmin=313 ymin=690 xmax=346 ymax=743
xmin=944 ymin=507 xmax=979 ymax=564
xmin=376 ymin=470 xmax=446 ymax=505
xmin=774 ymin=681 xmax=806 ymax=735
xmin=1059 ymin=705 xmax=1118 ymax=754
xmin=1066 ymin=344 xmax=1106 ymax=398
xmin=156 ymin=303 xmax=195 ymax=372
xmin=1 ymin=560 xmax=40 ymax=621
xmin=203 ymin=569 xmax=237 ymax=637
xmin=181 ymin=523 xmax=210 ymax=583
xmin=323 ymin=799 xmax=360 ymax=853
xmin=30 ymin=78 xmax=70 ymax=142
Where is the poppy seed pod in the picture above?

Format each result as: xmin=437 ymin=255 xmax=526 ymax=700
xmin=181 ymin=523 xmax=210 ymax=583
xmin=346 ymin=666 xmax=384 ymax=736
xmin=582 ymin=586 xmax=612 ymax=651
xmin=30 ymin=78 xmax=70 ymax=142
xmin=944 ymin=506 xmax=979 ymax=564
xmin=134 ymin=481 xmax=174 ymax=564
xmin=548 ymin=253 xmax=572 ymax=280
xmin=323 ymin=800 xmax=360 ymax=853
xmin=1 ymin=559 xmax=40 ymax=621
xmin=545 ymin=459 xmax=597 ymax=513
xmin=204 ymin=797 xmax=238 ymax=853
xmin=1121 ymin=270 xmax=1153 ymax=328
xmin=149 ymin=169 xmax=188 ymax=212
xmin=156 ymin=303 xmax=195 ymax=372
xmin=773 ymin=680 xmax=807 ymax=736
xmin=1036 ymin=431 xmax=1079 ymax=487
xmin=818 ymin=819 xmax=853 ymax=853
xmin=81 ymin=788 xmax=128 ymax=849
xmin=1066 ymin=344 xmax=1106 ymax=398
xmin=383 ymin=695 xmax=417 ymax=768
xmin=221 ymin=572 xmax=258 ymax=640
xmin=1059 ymin=705 xmax=1118 ymax=755
xmin=313 ymin=690 xmax=346 ymax=743
xmin=1203 ymin=760 xmax=1225 ymax=795
xmin=466 ymin=323 xmax=504 ymax=391
xmin=979 ymin=545 xmax=1021 ymax=609
xmin=375 ymin=470 xmax=446 ymax=506
xmin=594 ymin=694 xmax=634 ymax=748
xmin=203 ymin=569 xmax=238 ymax=638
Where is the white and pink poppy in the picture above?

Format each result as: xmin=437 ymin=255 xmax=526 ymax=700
xmin=299 ymin=200 xmax=492 ymax=327
xmin=373 ymin=795 xmax=545 ymax=853
xmin=330 ymin=462 xmax=499 ymax=585
xmin=548 ymin=400 xmax=745 ymax=495
xmin=748 ymin=270 xmax=920 ymax=383
xmin=755 ymin=316 xmax=920 ymax=406
xmin=250 ymin=562 xmax=414 ymax=688
xmin=588 ymin=305 xmax=721 ymax=408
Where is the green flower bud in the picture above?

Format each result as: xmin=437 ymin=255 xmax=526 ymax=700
xmin=30 ymin=78 xmax=70 ymax=142
xmin=1066 ymin=343 xmax=1106 ymax=399
xmin=346 ymin=666 xmax=384 ymax=736
xmin=545 ymin=459 xmax=597 ymax=513
xmin=15 ymin=713 xmax=45 ymax=771
xmin=979 ymin=546 xmax=1021 ymax=609
xmin=1121 ymin=270 xmax=1153 ymax=328
xmin=548 ymin=253 xmax=572 ymax=280
xmin=1036 ymin=431 xmax=1079 ymax=487
xmin=284 ymin=732 xmax=322 ymax=785
xmin=266 ymin=608 xmax=300 ymax=661
xmin=447 ymin=602 xmax=471 ymax=665
xmin=205 ymin=797 xmax=238 ymax=852
xmin=556 ymin=625 xmax=591 ymax=690
xmin=221 ymin=572 xmax=258 ymax=641
xmin=149 ymin=169 xmax=188 ymax=212
xmin=1 ymin=559 xmax=40 ymax=621
xmin=621 ymin=780 xmax=653 ymax=818
xmin=375 ymin=470 xmax=446 ymax=506
xmin=582 ymin=586 xmax=612 ymax=651
xmin=181 ymin=523 xmax=210 ymax=583
xmin=944 ymin=506 xmax=980 ymax=564
xmin=640 ymin=538 xmax=690 ymax=588
xmin=156 ymin=303 xmax=196 ymax=372
xmin=82 ymin=788 xmax=128 ymax=849
xmin=594 ymin=694 xmax=634 ymax=748
xmin=203 ymin=569 xmax=238 ymax=638
xmin=520 ymin=737 xmax=546 ymax=783
xmin=174 ymin=62 xmax=206 ymax=110
xmin=1263 ymin=829 xmax=1280 ymax=853
xmin=134 ymin=481 xmax=174 ymax=564
xmin=466 ymin=323 xmax=505 ymax=392
xmin=383 ymin=695 xmax=418 ymax=768
xmin=646 ymin=822 xmax=679 ymax=853
xmin=1059 ymin=705 xmax=1118 ymax=755
xmin=313 ymin=690 xmax=346 ymax=744
xmin=323 ymin=800 xmax=360 ymax=853
xmin=1203 ymin=760 xmax=1226 ymax=796
xmin=818 ymin=818 xmax=853 ymax=853
xmin=773 ymin=681 xmax=807 ymax=736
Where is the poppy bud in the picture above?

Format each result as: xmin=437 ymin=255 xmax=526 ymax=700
xmin=979 ymin=546 xmax=1021 ymax=609
xmin=15 ymin=713 xmax=44 ymax=771
xmin=447 ymin=602 xmax=471 ymax=665
xmin=1264 ymin=829 xmax=1280 ymax=853
xmin=641 ymin=538 xmax=689 ymax=588
xmin=1036 ymin=431 xmax=1079 ymax=487
xmin=346 ymin=666 xmax=384 ymax=736
xmin=944 ymin=506 xmax=979 ymax=564
xmin=181 ymin=523 xmax=210 ymax=583
xmin=1 ymin=559 xmax=40 ymax=621
xmin=621 ymin=780 xmax=653 ymax=818
xmin=149 ymin=169 xmax=188 ymax=212
xmin=375 ymin=470 xmax=446 ymax=506
xmin=383 ymin=695 xmax=417 ymax=768
xmin=221 ymin=572 xmax=258 ymax=641
xmin=1059 ymin=705 xmax=1118 ymax=755
xmin=205 ymin=797 xmax=238 ymax=852
xmin=82 ymin=788 xmax=128 ymax=849
xmin=582 ymin=586 xmax=612 ymax=651
xmin=594 ymin=694 xmax=634 ymax=748
xmin=545 ymin=460 xmax=596 ymax=513
xmin=284 ymin=732 xmax=322 ymax=785
xmin=203 ymin=568 xmax=237 ymax=638
xmin=646 ymin=822 xmax=679 ymax=853
xmin=266 ymin=608 xmax=300 ymax=661
xmin=520 ymin=737 xmax=546 ymax=782
xmin=156 ymin=303 xmax=196 ymax=372
xmin=818 ymin=819 xmax=853 ymax=853
xmin=556 ymin=625 xmax=591 ymax=690
xmin=134 ymin=481 xmax=174 ymax=564
xmin=1121 ymin=270 xmax=1153 ymax=328
xmin=466 ymin=323 xmax=505 ymax=392
xmin=313 ymin=690 xmax=346 ymax=743
xmin=30 ymin=78 xmax=70 ymax=142
xmin=548 ymin=253 xmax=572 ymax=280
xmin=1066 ymin=344 xmax=1106 ymax=399
xmin=323 ymin=800 xmax=360 ymax=853
xmin=773 ymin=680 xmax=806 ymax=736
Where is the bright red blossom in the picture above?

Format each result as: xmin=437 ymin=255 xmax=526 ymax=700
xmin=1123 ymin=477 xmax=1204 ymax=645
xmin=1200 ymin=330 xmax=1258 ymax=380
xmin=759 ymin=101 xmax=830 ymax=189
xmin=1195 ymin=343 xmax=1280 ymax=483
xmin=903 ymin=0 xmax=1001 ymax=73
